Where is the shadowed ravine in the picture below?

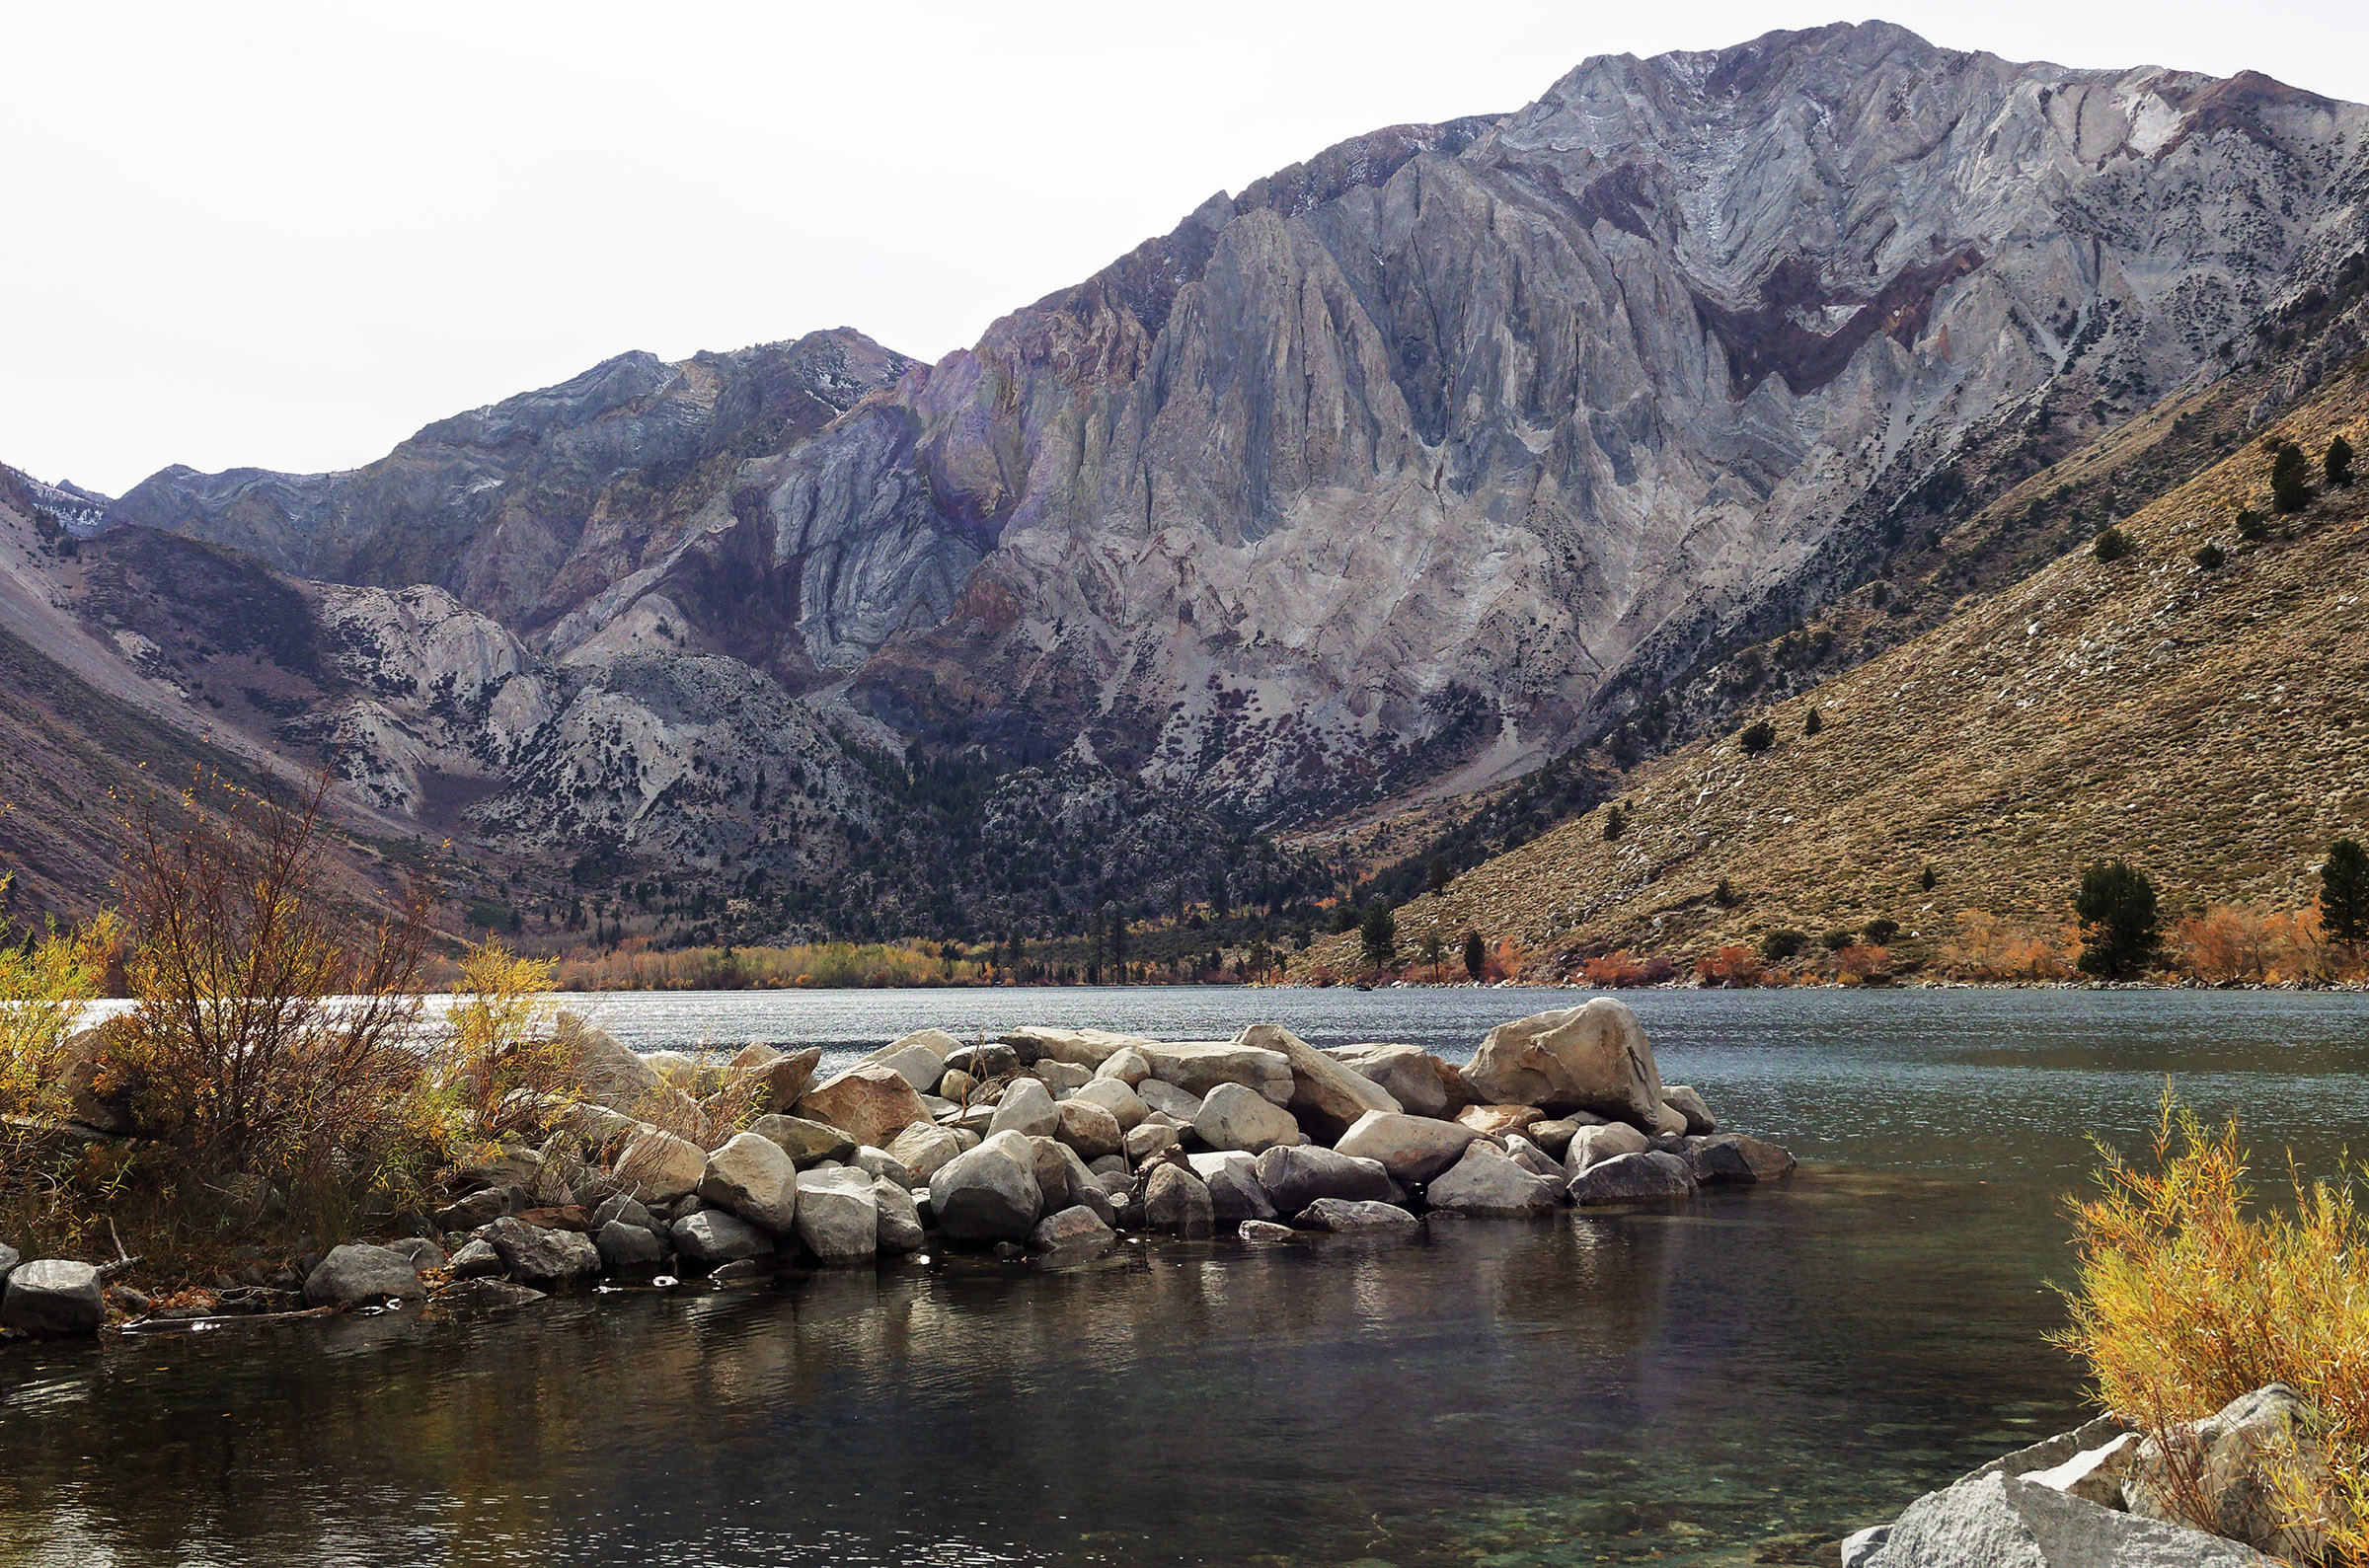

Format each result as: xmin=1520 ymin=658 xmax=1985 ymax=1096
xmin=5 ymin=989 xmax=2365 ymax=1567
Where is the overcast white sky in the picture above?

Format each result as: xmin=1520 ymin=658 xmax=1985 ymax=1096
xmin=4 ymin=2 xmax=2364 ymax=496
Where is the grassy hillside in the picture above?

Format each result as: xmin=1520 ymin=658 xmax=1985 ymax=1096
xmin=1300 ymin=360 xmax=2369 ymax=983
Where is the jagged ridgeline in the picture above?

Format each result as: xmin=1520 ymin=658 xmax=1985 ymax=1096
xmin=6 ymin=22 xmax=2366 ymax=942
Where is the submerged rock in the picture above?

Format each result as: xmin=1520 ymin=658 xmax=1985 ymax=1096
xmin=1295 ymin=1198 xmax=1418 ymax=1234
xmin=481 ymin=1217 xmax=601 ymax=1289
xmin=1030 ymin=1205 xmax=1115 ymax=1252
xmin=1143 ymin=1163 xmax=1215 ymax=1238
xmin=669 ymin=1210 xmax=776 ymax=1269
xmin=436 ymin=1278 xmax=547 ymax=1313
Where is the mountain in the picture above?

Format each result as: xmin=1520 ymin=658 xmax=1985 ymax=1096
xmin=30 ymin=22 xmax=2369 ymax=943
xmin=1296 ymin=349 xmax=2369 ymax=980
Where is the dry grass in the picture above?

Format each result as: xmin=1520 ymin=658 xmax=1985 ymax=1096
xmin=551 ymin=938 xmax=985 ymax=991
xmin=2055 ymin=1090 xmax=2369 ymax=1561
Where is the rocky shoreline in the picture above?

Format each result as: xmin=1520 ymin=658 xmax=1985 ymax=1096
xmin=1835 ymin=1383 xmax=2320 ymax=1566
xmin=0 ymin=999 xmax=1795 ymax=1338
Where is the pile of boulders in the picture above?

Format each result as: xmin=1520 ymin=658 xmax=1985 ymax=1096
xmin=1840 ymin=1384 xmax=2322 ymax=1567
xmin=0 ymin=1000 xmax=1797 ymax=1335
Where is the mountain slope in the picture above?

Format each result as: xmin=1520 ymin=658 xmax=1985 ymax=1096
xmin=1302 ymin=357 xmax=2369 ymax=977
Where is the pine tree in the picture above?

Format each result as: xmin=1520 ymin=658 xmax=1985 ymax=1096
xmin=1919 ymin=864 xmax=1938 ymax=891
xmin=2322 ymin=840 xmax=2369 ymax=945
xmin=1602 ymin=805 xmax=1626 ymax=842
xmin=2272 ymin=441 xmax=2313 ymax=513
xmin=1739 ymin=719 xmax=1777 ymax=756
xmin=2327 ymin=434 xmax=2355 ymax=488
xmin=2073 ymin=859 xmax=2162 ymax=978
xmin=1463 ymin=929 xmax=1487 ymax=982
xmin=1427 ymin=858 xmax=1451 ymax=895
xmin=1803 ymin=707 xmax=1823 ymax=736
xmin=1359 ymin=901 xmax=1398 ymax=969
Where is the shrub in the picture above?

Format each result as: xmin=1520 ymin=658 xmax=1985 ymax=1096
xmin=2272 ymin=441 xmax=2313 ymax=513
xmin=1863 ymin=917 xmax=1901 ymax=944
xmin=1738 ymin=719 xmax=1776 ymax=756
xmin=107 ymin=773 xmax=437 ymax=1203
xmin=1941 ymin=909 xmax=2074 ymax=981
xmin=2193 ymin=542 xmax=2225 ymax=569
xmin=1463 ymin=929 xmax=1487 ymax=982
xmin=2093 ymin=526 xmax=2132 ymax=562
xmin=1821 ymin=928 xmax=1857 ymax=951
xmin=2073 ymin=858 xmax=2162 ymax=978
xmin=1759 ymin=928 xmax=1808 ymax=961
xmin=1359 ymin=901 xmax=1398 ymax=969
xmin=2324 ymin=840 xmax=2369 ymax=946
xmin=2054 ymin=1092 xmax=2369 ymax=1560
xmin=0 ymin=901 xmax=118 ymax=1179
xmin=1418 ymin=933 xmax=1446 ymax=978
xmin=1837 ymin=943 xmax=1891 ymax=983
xmin=1919 ymin=863 xmax=1938 ymax=891
xmin=1578 ymin=949 xmax=1672 ymax=988
xmin=1713 ymin=878 xmax=1740 ymax=908
xmin=2329 ymin=433 xmax=2355 ymax=488
xmin=1331 ymin=903 xmax=1359 ymax=934
xmin=1602 ymin=804 xmax=1626 ymax=842
xmin=433 ymin=938 xmax=588 ymax=1147
xmin=2237 ymin=508 xmax=2269 ymax=543
xmin=1803 ymin=707 xmax=1823 ymax=736
xmin=1426 ymin=858 xmax=1451 ymax=895
xmin=1695 ymin=945 xmax=1762 ymax=987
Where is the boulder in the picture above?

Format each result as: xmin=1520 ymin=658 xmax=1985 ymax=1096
xmin=699 ymin=1132 xmax=800 ymax=1233
xmin=567 ymin=1027 xmax=668 ymax=1113
xmin=590 ymin=1192 xmax=665 ymax=1238
xmin=1001 ymin=1026 xmax=1153 ymax=1068
xmin=1563 ymin=1121 xmax=1650 ymax=1177
xmin=860 ymin=1029 xmax=955 ymax=1094
xmin=383 ymin=1237 xmax=447 ymax=1271
xmin=1335 ymin=1111 xmax=1480 ymax=1184
xmin=1660 ymin=1084 xmax=1719 ymax=1134
xmin=1687 ymin=1132 xmax=1796 ymax=1184
xmin=1840 ymin=1526 xmax=1890 ymax=1568
xmin=1027 ymin=1136 xmax=1077 ymax=1212
xmin=852 ymin=1146 xmax=915 ymax=1190
xmin=874 ymin=1179 xmax=925 ymax=1253
xmin=642 ymin=1049 xmax=707 ymax=1090
xmin=1865 ymin=1470 xmax=2271 ymax=1567
xmin=885 ymin=1122 xmax=968 ymax=1185
xmin=1649 ymin=1099 xmax=1690 ymax=1137
xmin=937 ymin=1070 xmax=976 ymax=1104
xmin=1568 ymin=1150 xmax=1697 ymax=1204
xmin=669 ymin=1210 xmax=777 ymax=1269
xmin=2027 ymin=1433 xmax=2140 ymax=1508
xmin=930 ymin=1129 xmax=1044 ymax=1244
xmin=1295 ymin=1198 xmax=1419 ymax=1234
xmin=751 ymin=1046 xmax=825 ymax=1115
xmin=481 ymin=1216 xmax=602 ymax=1288
xmin=1136 ymin=1041 xmax=1293 ymax=1105
xmin=1426 ymin=1144 xmax=1565 ymax=1216
xmin=1236 ymin=1022 xmax=1398 ymax=1134
xmin=987 ymin=1078 xmax=1061 ymax=1139
xmin=1143 ymin=1162 xmax=1215 ymax=1238
xmin=447 ymin=1238 xmax=503 ymax=1279
xmin=728 ymin=1041 xmax=783 ymax=1074
xmin=555 ymin=1101 xmax=644 ymax=1158
xmin=1192 ymin=1083 xmax=1305 ymax=1155
xmin=0 ymin=1243 xmax=17 ymax=1294
xmin=1135 ymin=1079 xmax=1204 ymax=1122
xmin=1096 ymin=1047 xmax=1153 ymax=1086
xmin=1964 ymin=1414 xmax=2132 ymax=1485
xmin=595 ymin=1219 xmax=670 ymax=1270
xmin=1254 ymin=1144 xmax=1395 ymax=1214
xmin=944 ymin=1042 xmax=1020 ymax=1080
xmin=1029 ymin=1205 xmax=1115 ymax=1252
xmin=1032 ymin=1060 xmax=1094 ymax=1094
xmin=614 ymin=1127 xmax=708 ymax=1203
xmin=1043 ymin=1140 xmax=1114 ymax=1225
xmin=435 ymin=1278 xmax=547 ymax=1313
xmin=1239 ymin=1219 xmax=1297 ymax=1242
xmin=1188 ymin=1152 xmax=1277 ymax=1223
xmin=50 ymin=1027 xmax=131 ymax=1132
xmin=300 ymin=1244 xmax=425 ymax=1307
xmin=1055 ymin=1098 xmax=1124 ymax=1160
xmin=1073 ymin=1077 xmax=1149 ymax=1130
xmin=2127 ymin=1384 xmax=2321 ymax=1559
xmin=1457 ymin=1104 xmax=1542 ymax=1140
xmin=1523 ymin=1114 xmax=1604 ymax=1157
xmin=794 ymin=1167 xmax=879 ymax=1263
xmin=1124 ymin=1121 xmax=1184 ymax=1162
xmin=1502 ymin=1134 xmax=1563 ymax=1179
xmin=1463 ymin=999 xmax=1665 ymax=1126
xmin=1323 ymin=1042 xmax=1461 ymax=1119
xmin=798 ymin=1065 xmax=933 ymax=1150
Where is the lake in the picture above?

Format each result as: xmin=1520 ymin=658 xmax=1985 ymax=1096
xmin=5 ymin=986 xmax=2365 ymax=1566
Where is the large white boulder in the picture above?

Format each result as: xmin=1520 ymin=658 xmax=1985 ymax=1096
xmin=1191 ymin=1083 xmax=1305 ymax=1155
xmin=699 ymin=1131 xmax=800 ymax=1233
xmin=1235 ymin=1022 xmax=1398 ymax=1133
xmin=1335 ymin=1110 xmax=1480 ymax=1184
xmin=1563 ymin=1121 xmax=1650 ymax=1178
xmin=1323 ymin=1043 xmax=1466 ymax=1119
xmin=1071 ymin=1077 xmax=1149 ymax=1130
xmin=1865 ymin=1469 xmax=2272 ymax=1567
xmin=986 ymin=1077 xmax=1060 ymax=1139
xmin=1463 ymin=999 xmax=1665 ymax=1127
xmin=1425 ymin=1143 xmax=1565 ymax=1216
xmin=1134 ymin=1041 xmax=1292 ymax=1105
xmin=794 ymin=1167 xmax=880 ymax=1263
xmin=798 ymin=1064 xmax=933 ymax=1149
